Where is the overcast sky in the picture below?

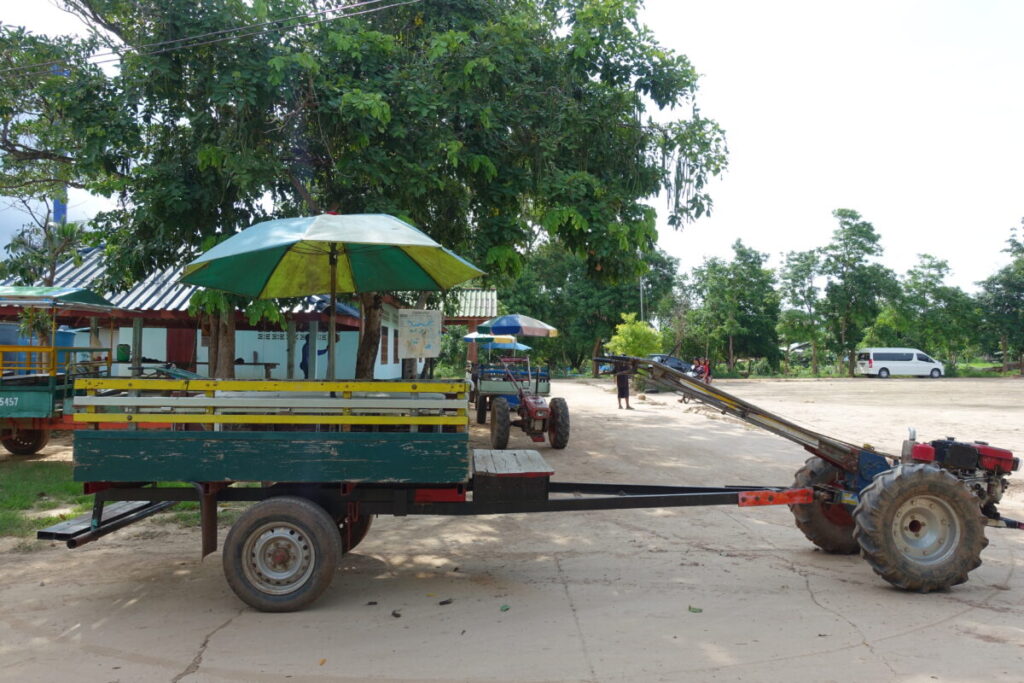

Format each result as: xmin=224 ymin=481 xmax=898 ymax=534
xmin=2 ymin=0 xmax=1023 ymax=291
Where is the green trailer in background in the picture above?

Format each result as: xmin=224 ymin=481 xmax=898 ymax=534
xmin=0 ymin=287 xmax=115 ymax=455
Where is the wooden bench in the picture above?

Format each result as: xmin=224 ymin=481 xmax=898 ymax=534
xmin=472 ymin=448 xmax=554 ymax=502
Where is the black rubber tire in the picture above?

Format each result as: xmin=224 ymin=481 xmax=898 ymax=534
xmin=877 ymin=368 xmax=890 ymax=378
xmin=1 ymin=429 xmax=49 ymax=456
xmin=490 ymin=397 xmax=511 ymax=449
xmin=476 ymin=395 xmax=488 ymax=425
xmin=930 ymin=368 xmax=941 ymax=378
xmin=853 ymin=464 xmax=987 ymax=592
xmin=790 ymin=457 xmax=859 ymax=554
xmin=223 ymin=496 xmax=342 ymax=612
xmin=547 ymin=397 xmax=570 ymax=449
xmin=341 ymin=513 xmax=373 ymax=553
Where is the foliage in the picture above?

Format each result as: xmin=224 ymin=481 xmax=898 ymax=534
xmin=977 ymin=230 xmax=1024 ymax=372
xmin=818 ymin=209 xmax=897 ymax=376
xmin=777 ymin=249 xmax=823 ymax=374
xmin=687 ymin=240 xmax=780 ymax=371
xmin=494 ymin=239 xmax=677 ymax=371
xmin=605 ymin=313 xmax=660 ymax=357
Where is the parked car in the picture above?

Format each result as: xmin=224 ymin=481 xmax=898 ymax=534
xmin=646 ymin=354 xmax=694 ymax=374
xmin=855 ymin=347 xmax=944 ymax=378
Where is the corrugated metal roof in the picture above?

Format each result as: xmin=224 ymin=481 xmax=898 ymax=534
xmin=2 ymin=249 xmax=494 ymax=319
xmin=1 ymin=247 xmax=360 ymax=317
xmin=452 ymin=288 xmax=497 ymax=319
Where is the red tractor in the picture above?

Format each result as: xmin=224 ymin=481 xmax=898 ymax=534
xmin=483 ymin=357 xmax=569 ymax=450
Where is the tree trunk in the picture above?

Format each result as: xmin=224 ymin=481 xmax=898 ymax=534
xmin=215 ymin=308 xmax=236 ymax=379
xmin=727 ymin=335 xmax=735 ymax=372
xmin=206 ymin=313 xmax=220 ymax=378
xmin=355 ymin=292 xmax=383 ymax=379
xmin=1001 ymin=336 xmax=1009 ymax=373
xmin=591 ymin=338 xmax=603 ymax=377
xmin=811 ymin=341 xmax=819 ymax=377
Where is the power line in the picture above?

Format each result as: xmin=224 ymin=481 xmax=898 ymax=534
xmin=1 ymin=0 xmax=421 ymax=79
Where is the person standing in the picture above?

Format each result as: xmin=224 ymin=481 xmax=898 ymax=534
xmin=615 ymin=362 xmax=632 ymax=409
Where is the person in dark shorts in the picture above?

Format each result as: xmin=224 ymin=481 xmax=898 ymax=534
xmin=615 ymin=363 xmax=632 ymax=409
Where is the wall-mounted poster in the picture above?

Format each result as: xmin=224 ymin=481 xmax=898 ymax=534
xmin=398 ymin=309 xmax=442 ymax=359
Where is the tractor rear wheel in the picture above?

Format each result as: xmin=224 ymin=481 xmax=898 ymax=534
xmin=790 ymin=457 xmax=859 ymax=554
xmin=853 ymin=464 xmax=987 ymax=592
xmin=547 ymin=397 xmax=570 ymax=449
xmin=490 ymin=397 xmax=511 ymax=449
xmin=223 ymin=496 xmax=342 ymax=612
xmin=2 ymin=429 xmax=49 ymax=456
xmin=476 ymin=395 xmax=488 ymax=425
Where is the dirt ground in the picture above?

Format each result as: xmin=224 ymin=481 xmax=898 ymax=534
xmin=1 ymin=378 xmax=1023 ymax=682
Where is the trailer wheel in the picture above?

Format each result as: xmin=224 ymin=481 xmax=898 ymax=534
xmin=2 ymin=429 xmax=49 ymax=456
xmin=547 ymin=397 xmax=570 ymax=449
xmin=853 ymin=464 xmax=987 ymax=592
xmin=341 ymin=513 xmax=373 ymax=553
xmin=790 ymin=457 xmax=859 ymax=554
xmin=490 ymin=397 xmax=510 ymax=449
xmin=476 ymin=395 xmax=488 ymax=425
xmin=223 ymin=496 xmax=342 ymax=612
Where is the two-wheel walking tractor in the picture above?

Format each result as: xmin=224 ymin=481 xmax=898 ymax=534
xmin=471 ymin=356 xmax=569 ymax=450
xmin=38 ymin=359 xmax=1023 ymax=612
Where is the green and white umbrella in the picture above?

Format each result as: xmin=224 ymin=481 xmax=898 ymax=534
xmin=180 ymin=213 xmax=484 ymax=378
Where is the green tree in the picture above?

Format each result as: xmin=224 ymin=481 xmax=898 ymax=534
xmin=496 ymin=240 xmax=677 ymax=374
xmin=606 ymin=313 xmax=660 ymax=357
xmin=818 ymin=209 xmax=896 ymax=376
xmin=777 ymin=249 xmax=823 ymax=375
xmin=688 ymin=240 xmax=779 ymax=372
xmin=978 ymin=226 xmax=1024 ymax=373
xmin=2 ymin=1 xmax=727 ymax=377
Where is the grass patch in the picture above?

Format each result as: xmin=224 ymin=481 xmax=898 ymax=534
xmin=0 ymin=461 xmax=92 ymax=538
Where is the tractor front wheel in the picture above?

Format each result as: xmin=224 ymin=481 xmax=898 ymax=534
xmin=490 ymin=397 xmax=511 ymax=449
xmin=789 ymin=457 xmax=859 ymax=554
xmin=547 ymin=397 xmax=570 ymax=449
xmin=2 ymin=429 xmax=49 ymax=456
xmin=853 ymin=464 xmax=987 ymax=592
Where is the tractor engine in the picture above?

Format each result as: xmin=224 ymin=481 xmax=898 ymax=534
xmin=902 ymin=438 xmax=1020 ymax=513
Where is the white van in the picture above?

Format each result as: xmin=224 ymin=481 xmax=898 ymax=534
xmin=855 ymin=348 xmax=944 ymax=378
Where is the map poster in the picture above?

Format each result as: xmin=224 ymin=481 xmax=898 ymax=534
xmin=398 ymin=309 xmax=442 ymax=359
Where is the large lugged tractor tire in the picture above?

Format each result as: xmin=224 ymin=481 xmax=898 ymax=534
xmin=223 ymin=496 xmax=343 ymax=612
xmin=789 ymin=457 xmax=859 ymax=554
xmin=547 ymin=397 xmax=570 ymax=449
xmin=853 ymin=464 xmax=987 ymax=592
xmin=2 ymin=429 xmax=49 ymax=456
xmin=490 ymin=397 xmax=511 ymax=450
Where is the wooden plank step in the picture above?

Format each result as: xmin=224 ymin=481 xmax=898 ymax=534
xmin=36 ymin=500 xmax=176 ymax=541
xmin=473 ymin=449 xmax=554 ymax=478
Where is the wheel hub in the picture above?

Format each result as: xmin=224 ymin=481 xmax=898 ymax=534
xmin=891 ymin=495 xmax=961 ymax=565
xmin=242 ymin=523 xmax=316 ymax=595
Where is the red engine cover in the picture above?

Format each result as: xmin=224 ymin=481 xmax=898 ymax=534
xmin=520 ymin=394 xmax=548 ymax=418
xmin=977 ymin=444 xmax=1018 ymax=474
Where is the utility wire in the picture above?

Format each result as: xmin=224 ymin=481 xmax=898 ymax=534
xmin=1 ymin=0 xmax=420 ymax=78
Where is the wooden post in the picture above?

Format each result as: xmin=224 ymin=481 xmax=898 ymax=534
xmin=308 ymin=320 xmax=319 ymax=380
xmin=286 ymin=320 xmax=296 ymax=379
xmin=131 ymin=317 xmax=143 ymax=378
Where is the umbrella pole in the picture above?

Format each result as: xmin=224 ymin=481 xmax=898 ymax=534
xmin=327 ymin=245 xmax=338 ymax=380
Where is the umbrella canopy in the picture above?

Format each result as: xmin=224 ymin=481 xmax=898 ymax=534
xmin=479 ymin=341 xmax=532 ymax=351
xmin=477 ymin=313 xmax=558 ymax=337
xmin=180 ymin=213 xmax=484 ymax=298
xmin=462 ymin=331 xmax=515 ymax=344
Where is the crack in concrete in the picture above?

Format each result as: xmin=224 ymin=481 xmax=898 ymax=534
xmin=171 ymin=609 xmax=242 ymax=683
xmin=554 ymin=553 xmax=598 ymax=683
